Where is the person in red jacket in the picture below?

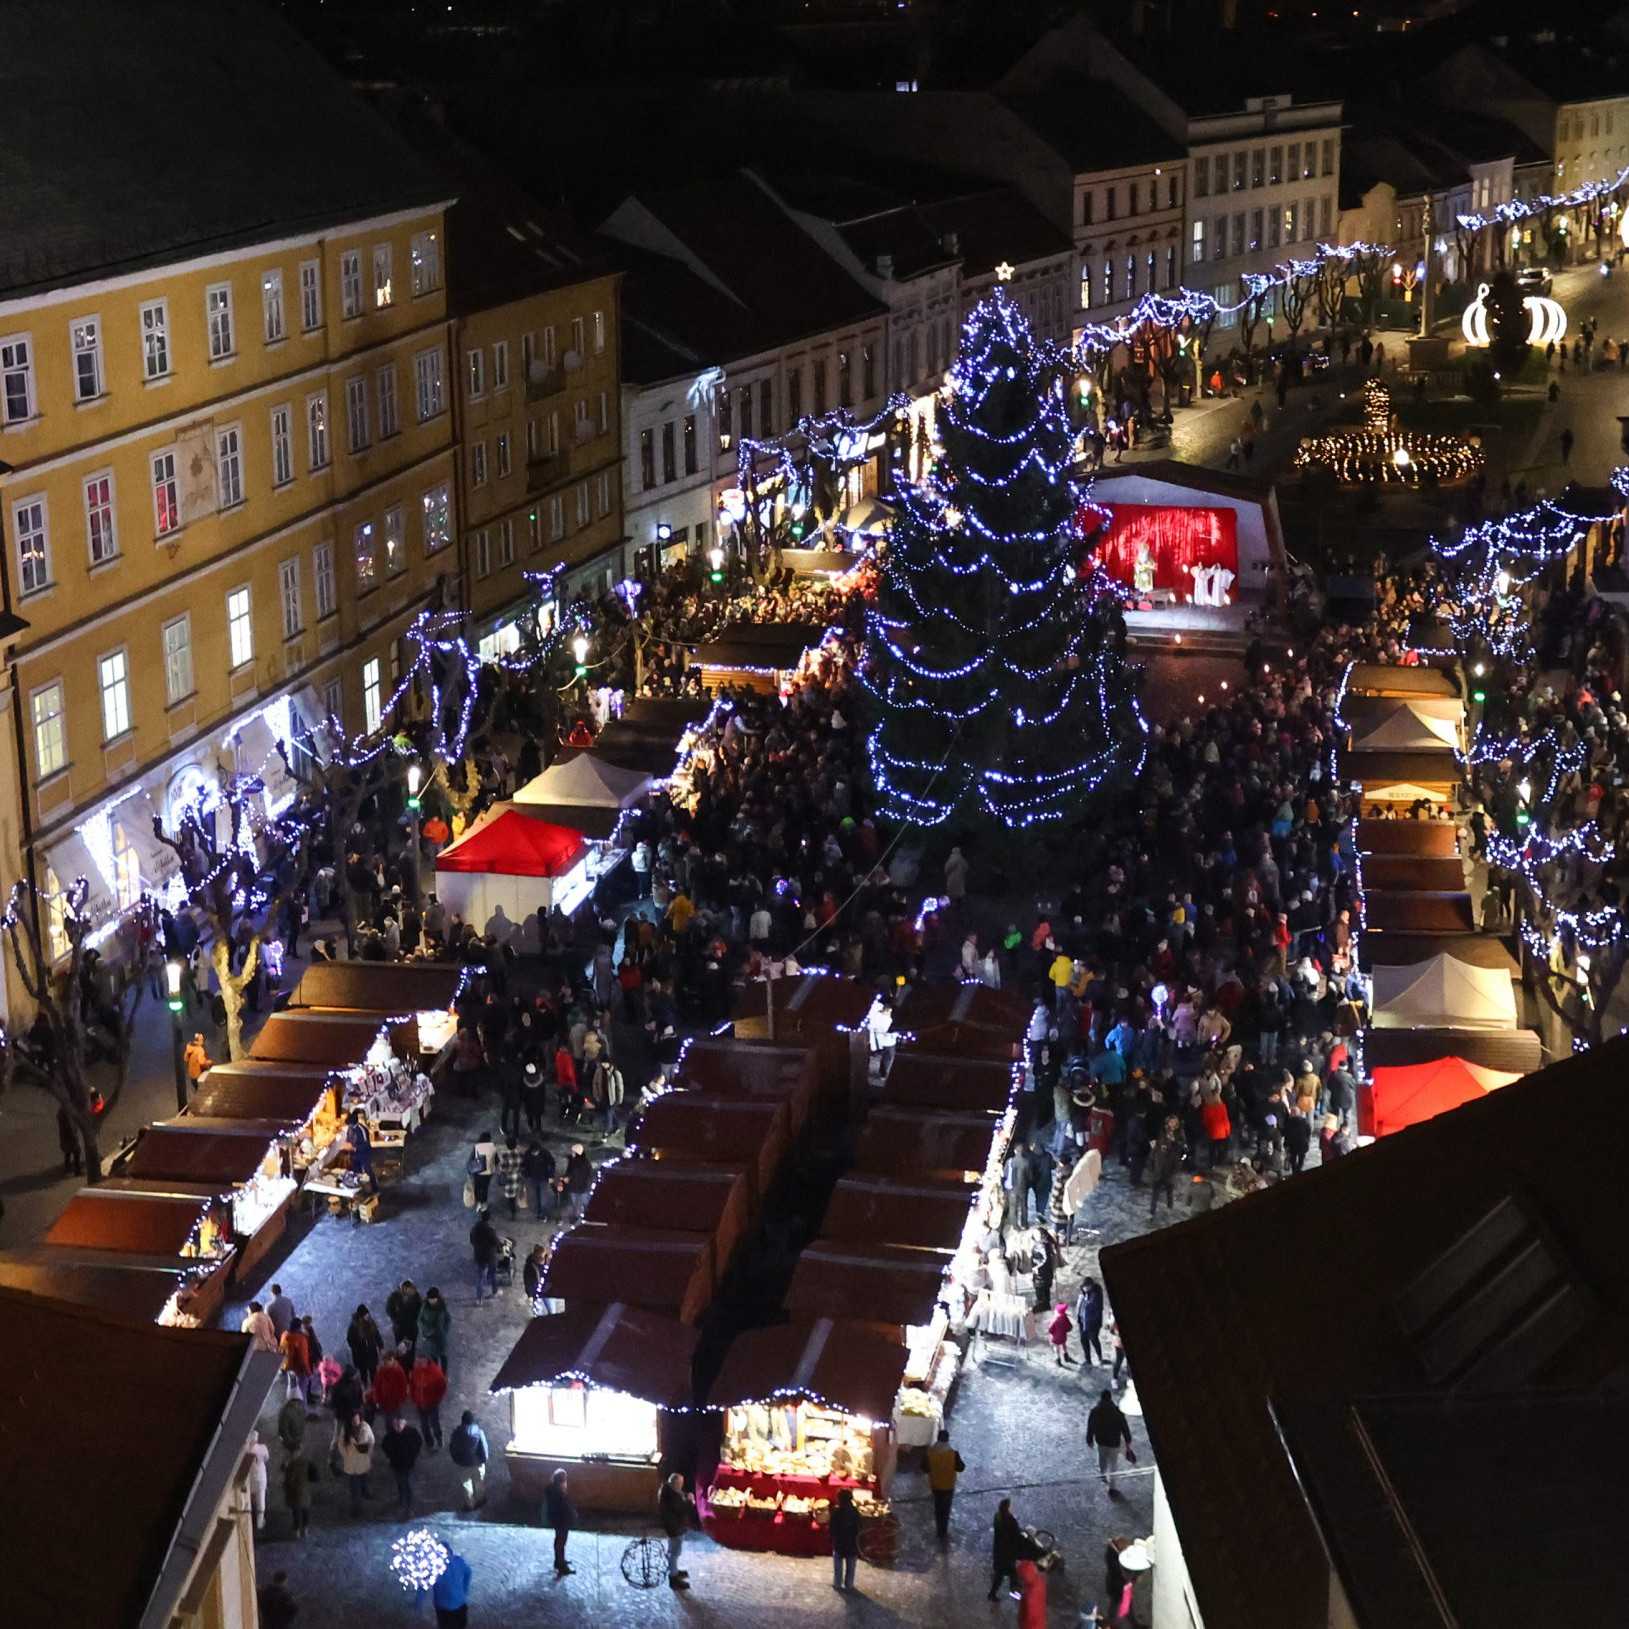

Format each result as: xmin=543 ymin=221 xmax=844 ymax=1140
xmin=371 ymin=1347 xmax=409 ymax=1422
xmin=1200 ymin=1093 xmax=1232 ymax=1170
xmin=554 ymin=1045 xmax=578 ymax=1122
xmin=408 ymin=1355 xmax=448 ymax=1450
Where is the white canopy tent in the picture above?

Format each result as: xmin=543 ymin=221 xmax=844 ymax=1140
xmin=1364 ymin=781 xmax=1451 ymax=805
xmin=1350 ymin=700 xmax=1463 ymax=753
xmin=1371 ymin=954 xmax=1518 ymax=1032
xmin=512 ymin=753 xmax=650 ymax=809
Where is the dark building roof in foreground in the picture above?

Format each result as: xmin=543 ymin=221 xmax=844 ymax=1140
xmin=0 ymin=0 xmax=451 ymax=299
xmin=0 ymin=1286 xmax=254 ymax=1626
xmin=1100 ymin=1038 xmax=1629 ymax=1629
xmin=1001 ymin=79 xmax=1187 ymax=170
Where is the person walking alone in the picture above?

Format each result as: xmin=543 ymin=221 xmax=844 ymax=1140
xmin=1087 ymin=1390 xmax=1135 ymax=1497
xmin=470 ymin=1208 xmax=501 ymax=1301
xmin=281 ymin=1439 xmax=312 ymax=1539
xmin=1148 ymin=1115 xmax=1186 ymax=1218
xmin=830 ymin=1487 xmax=862 ymax=1592
xmin=1076 ymin=1277 xmax=1106 ymax=1366
xmin=381 ymin=1415 xmax=423 ymax=1519
xmin=990 ymin=1498 xmax=1030 ymax=1601
xmin=658 ymin=1472 xmax=697 ymax=1589
xmin=448 ymin=1410 xmax=489 ymax=1510
xmin=546 ymin=1467 xmax=577 ymax=1575
xmin=925 ymin=1429 xmax=966 ymax=1544
xmin=334 ymin=1412 xmax=375 ymax=1518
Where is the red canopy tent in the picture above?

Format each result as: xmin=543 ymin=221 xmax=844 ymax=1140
xmin=433 ymin=810 xmax=591 ymax=944
xmin=1359 ymin=1056 xmax=1522 ymax=1138
xmin=435 ymin=810 xmax=585 ymax=875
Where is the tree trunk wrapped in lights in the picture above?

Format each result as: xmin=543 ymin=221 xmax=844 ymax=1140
xmin=864 ymin=290 xmax=1144 ymax=831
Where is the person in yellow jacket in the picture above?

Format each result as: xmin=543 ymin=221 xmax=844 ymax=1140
xmin=925 ymin=1428 xmax=966 ymax=1544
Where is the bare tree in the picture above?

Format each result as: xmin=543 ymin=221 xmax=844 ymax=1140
xmin=1276 ymin=261 xmax=1318 ymax=349
xmin=1314 ymin=256 xmax=1346 ymax=329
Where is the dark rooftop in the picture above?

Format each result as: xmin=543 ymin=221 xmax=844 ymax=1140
xmin=0 ymin=0 xmax=450 ymax=299
xmin=1108 ymin=29 xmax=1345 ymax=119
xmin=915 ymin=188 xmax=1073 ymax=278
xmin=1001 ymin=78 xmax=1187 ymax=171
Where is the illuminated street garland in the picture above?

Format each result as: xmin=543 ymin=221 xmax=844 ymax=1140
xmin=1454 ymin=163 xmax=1629 ymax=235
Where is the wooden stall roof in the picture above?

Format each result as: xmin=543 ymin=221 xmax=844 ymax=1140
xmin=707 ymin=1317 xmax=910 ymax=1423
xmin=490 ymin=1301 xmax=699 ymax=1406
xmin=287 ymin=960 xmax=463 ymax=1014
xmin=582 ymin=1161 xmax=755 ymax=1269
xmin=1364 ymin=891 xmax=1478 ymax=934
xmin=0 ymin=1249 xmax=206 ymax=1325
xmin=1357 ymin=819 xmax=1460 ymax=858
xmin=1362 ymin=933 xmax=1521 ymax=979
xmin=121 ymin=1123 xmax=282 ymax=1187
xmin=187 ymin=1067 xmax=337 ymax=1124
xmin=1344 ymin=748 xmax=1460 ymax=786
xmin=538 ymin=1225 xmax=717 ymax=1325
xmin=1362 ymin=1026 xmax=1545 ymax=1073
xmin=631 ymin=1093 xmax=791 ymax=1187
xmin=250 ymin=1009 xmax=414 ymax=1065
xmin=675 ymin=1041 xmax=820 ymax=1131
xmin=691 ymin=622 xmax=825 ymax=671
xmin=822 ymin=1175 xmax=976 ymax=1251
xmin=879 ymin=1051 xmax=1015 ymax=1114
xmin=786 ymin=1240 xmax=955 ymax=1329
xmin=854 ymin=1105 xmax=1004 ymax=1180
xmin=891 ymin=982 xmax=1028 ymax=1061
xmin=1360 ymin=855 xmax=1467 ymax=892
xmin=1347 ymin=663 xmax=1461 ymax=698
xmin=730 ymin=973 xmax=879 ymax=1034
xmin=567 ymin=696 xmax=710 ymax=777
xmin=44 ymin=1187 xmax=219 ymax=1257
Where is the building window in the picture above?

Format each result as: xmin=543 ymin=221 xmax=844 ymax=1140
xmin=838 ymin=351 xmax=852 ymax=408
xmin=1080 ymin=259 xmax=1093 ymax=309
xmin=593 ymin=310 xmax=606 ymax=353
xmin=528 ymin=509 xmax=542 ymax=552
xmin=575 ymin=483 xmax=590 ymax=528
xmin=415 ymin=348 xmax=444 ymax=420
xmin=341 ymin=250 xmax=362 ymax=319
xmin=206 ymin=284 xmax=234 ymax=360
xmin=271 ymin=405 xmax=293 ymax=486
xmin=152 ymin=452 xmax=180 ymax=536
xmin=738 ymin=385 xmax=753 ymax=442
xmin=83 ymin=472 xmax=117 ymax=566
xmin=683 ymin=413 xmax=697 ymax=474
xmin=491 ymin=518 xmax=511 ymax=568
xmin=383 ymin=506 xmax=404 ymax=575
xmin=306 ymin=392 xmax=329 ymax=470
xmin=496 ymin=432 xmax=511 ymax=478
xmin=1249 ymin=210 xmax=1263 ymax=252
xmin=1284 ymin=203 xmax=1297 ymax=243
xmin=299 ymin=261 xmax=321 ymax=330
xmin=227 ymin=586 xmax=253 ymax=670
xmin=314 ymin=541 xmax=336 ymax=619
xmin=1268 ymin=207 xmax=1281 ymax=250
xmin=355 ymin=521 xmax=377 ymax=589
xmin=468 ymin=349 xmax=485 ymax=398
xmin=98 ymin=648 xmax=131 ymax=741
xmin=0 ymin=333 xmax=34 ymax=423
xmin=362 ymin=658 xmax=382 ymax=733
xmin=70 ymin=316 xmax=103 ymax=402
xmin=595 ymin=471 xmax=611 ymax=516
xmin=662 ymin=422 xmax=676 ymax=484
xmin=1320 ymin=195 xmax=1332 ymax=236
xmin=808 ymin=360 xmax=824 ymax=415
xmin=1168 ymin=174 xmax=1180 ymax=209
xmin=373 ymin=244 xmax=393 ymax=308
xmin=1302 ymin=144 xmax=1316 ymax=179
xmin=472 ymin=441 xmax=487 ymax=486
xmin=217 ymin=424 xmax=244 ymax=508
xmin=14 ymin=496 xmax=49 ymax=595
xmin=548 ymin=494 xmax=565 ymax=537
xmin=493 ymin=340 xmax=509 ymax=391
xmin=140 ymin=301 xmax=170 ymax=380
xmin=109 ymin=821 xmax=139 ymax=909
xmin=411 ymin=230 xmax=440 ymax=295
xmin=262 ymin=270 xmax=285 ymax=344
xmin=1102 ymin=259 xmax=1113 ymax=304
xmin=1317 ymin=137 xmax=1330 ymax=178
xmin=640 ymin=428 xmax=656 ymax=489
xmin=787 ymin=368 xmax=802 ymax=421
xmin=862 ymin=347 xmax=876 ymax=401
xmin=1232 ymin=152 xmax=1246 ymax=191
xmin=598 ymin=390 xmax=610 ymax=433
xmin=1105 ymin=185 xmax=1117 ymax=222
xmin=346 ymin=375 xmax=369 ymax=452
xmin=1124 ymin=256 xmax=1135 ymax=300
xmin=279 ymin=557 xmax=302 ymax=639
xmin=377 ymin=365 xmax=399 ymax=437
xmin=472 ymin=529 xmax=490 ymax=580
xmin=422 ymin=483 xmax=451 ymax=553
xmin=1167 ymin=245 xmax=1178 ymax=288
xmin=31 ymin=683 xmax=65 ymax=779
xmin=162 ymin=615 xmax=193 ymax=705
xmin=571 ymin=316 xmax=585 ymax=358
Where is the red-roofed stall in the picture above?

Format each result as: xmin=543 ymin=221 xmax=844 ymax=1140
xmin=537 ymin=1224 xmax=718 ymax=1325
xmin=628 ymin=1093 xmax=792 ymax=1203
xmin=582 ymin=1160 xmax=756 ymax=1278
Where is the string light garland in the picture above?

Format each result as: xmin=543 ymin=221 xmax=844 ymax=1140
xmin=1454 ymin=164 xmax=1629 ymax=236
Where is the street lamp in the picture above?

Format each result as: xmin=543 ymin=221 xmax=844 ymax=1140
xmin=404 ymin=764 xmax=422 ymax=913
xmin=166 ymin=959 xmax=188 ymax=1112
xmin=572 ymin=631 xmax=590 ymax=678
xmin=709 ymin=544 xmax=725 ymax=585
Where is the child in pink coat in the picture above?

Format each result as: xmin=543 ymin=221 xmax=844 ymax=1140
xmin=1048 ymin=1302 xmax=1074 ymax=1366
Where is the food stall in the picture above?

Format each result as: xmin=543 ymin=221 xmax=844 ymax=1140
xmin=285 ymin=960 xmax=468 ymax=1057
xmin=0 ymin=1247 xmax=224 ymax=1327
xmin=489 ymin=1302 xmax=699 ymax=1510
xmin=536 ymin=1224 xmax=718 ymax=1326
xmin=701 ymin=1317 xmax=907 ymax=1553
xmin=433 ymin=808 xmax=600 ymax=935
xmin=628 ymin=1093 xmax=792 ymax=1207
xmin=116 ymin=1123 xmax=298 ymax=1281
xmin=675 ymin=1041 xmax=822 ymax=1138
xmin=582 ymin=1161 xmax=757 ymax=1276
xmin=878 ymin=1051 xmax=1017 ymax=1114
xmin=41 ymin=1185 xmax=237 ymax=1324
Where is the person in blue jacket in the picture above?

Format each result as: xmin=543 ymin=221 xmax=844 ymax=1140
xmin=432 ymin=1548 xmax=472 ymax=1627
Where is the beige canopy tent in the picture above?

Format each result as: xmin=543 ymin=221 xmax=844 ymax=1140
xmin=513 ymin=752 xmax=650 ymax=809
xmin=1350 ymin=701 xmax=1463 ymax=754
xmin=1371 ymin=954 xmax=1518 ymax=1032
xmin=1363 ymin=781 xmax=1451 ymax=805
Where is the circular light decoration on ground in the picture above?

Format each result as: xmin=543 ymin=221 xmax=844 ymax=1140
xmin=1293 ymin=381 xmax=1483 ymax=487
xmin=1460 ymin=282 xmax=1567 ymax=348
xmin=391 ymin=1529 xmax=450 ymax=1593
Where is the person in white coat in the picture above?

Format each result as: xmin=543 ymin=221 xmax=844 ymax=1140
xmin=246 ymin=1431 xmax=270 ymax=1531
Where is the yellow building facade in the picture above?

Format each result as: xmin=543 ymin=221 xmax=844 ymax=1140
xmin=0 ymin=202 xmax=457 ymax=959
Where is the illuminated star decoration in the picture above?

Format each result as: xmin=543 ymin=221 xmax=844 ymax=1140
xmin=994 ymin=261 xmax=1015 ymax=282
xmin=390 ymin=1529 xmax=450 ymax=1593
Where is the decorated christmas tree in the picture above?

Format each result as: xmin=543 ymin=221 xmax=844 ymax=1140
xmin=864 ymin=291 xmax=1144 ymax=830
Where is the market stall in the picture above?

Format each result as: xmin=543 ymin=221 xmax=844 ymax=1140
xmin=1345 ymin=698 xmax=1463 ymax=753
xmin=582 ymin=1161 xmax=757 ymax=1273
xmin=701 ymin=1317 xmax=907 ymax=1553
xmin=691 ymin=624 xmax=826 ymax=698
xmin=853 ymin=1105 xmax=1009 ymax=1185
xmin=115 ymin=1123 xmax=297 ymax=1280
xmin=0 ymin=1247 xmax=224 ymax=1327
xmin=628 ymin=1093 xmax=792 ymax=1204
xmin=512 ymin=751 xmax=651 ymax=810
xmin=674 ymin=1041 xmax=822 ymax=1137
xmin=249 ymin=1010 xmax=417 ymax=1067
xmin=434 ymin=808 xmax=598 ymax=938
xmin=821 ymin=1175 xmax=979 ymax=1253
xmin=877 ymin=1051 xmax=1017 ymax=1114
xmin=1357 ymin=1056 xmax=1523 ymax=1138
xmin=42 ymin=1185 xmax=237 ymax=1324
xmin=285 ymin=960 xmax=467 ymax=1056
xmin=890 ymin=982 xmax=1030 ymax=1064
xmin=186 ymin=1063 xmax=344 ymax=1169
xmin=536 ymin=1224 xmax=718 ymax=1325
xmin=786 ymin=1240 xmax=957 ymax=1338
xmin=1370 ymin=954 xmax=1518 ymax=1032
xmin=490 ymin=1302 xmax=699 ymax=1509
xmin=729 ymin=976 xmax=876 ymax=1107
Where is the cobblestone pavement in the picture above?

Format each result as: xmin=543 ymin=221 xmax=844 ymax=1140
xmin=233 ymin=1075 xmax=1207 ymax=1627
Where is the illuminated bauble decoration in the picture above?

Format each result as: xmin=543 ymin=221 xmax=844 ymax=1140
xmin=1460 ymin=282 xmax=1567 ymax=348
xmin=390 ymin=1530 xmax=450 ymax=1593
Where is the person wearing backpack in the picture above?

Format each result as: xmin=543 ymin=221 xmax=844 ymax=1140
xmin=448 ymin=1409 xmax=490 ymax=1509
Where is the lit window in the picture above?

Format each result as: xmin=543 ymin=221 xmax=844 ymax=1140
xmin=44 ymin=866 xmax=69 ymax=959
xmin=111 ymin=821 xmax=140 ymax=910
xmin=341 ymin=250 xmax=362 ymax=319
xmin=227 ymin=586 xmax=253 ymax=670
xmin=373 ymin=244 xmax=393 ymax=308
xmin=262 ymin=270 xmax=285 ymax=343
xmin=152 ymin=452 xmax=180 ymax=536
xmin=84 ymin=473 xmax=117 ymax=565
xmin=1192 ymin=220 xmax=1206 ymax=264
xmin=206 ymin=284 xmax=234 ymax=359
xmin=70 ymin=317 xmax=103 ymax=401
xmin=362 ymin=657 xmax=383 ymax=733
xmin=140 ymin=302 xmax=169 ymax=380
xmin=593 ymin=310 xmax=606 ymax=353
xmin=383 ymin=506 xmax=404 ymax=575
xmin=98 ymin=648 xmax=131 ymax=741
xmin=421 ymin=483 xmax=451 ymax=553
xmin=410 ymin=230 xmax=440 ymax=296
xmin=299 ymin=261 xmax=322 ymax=330
xmin=307 ymin=393 xmax=329 ymax=470
xmin=32 ymin=683 xmax=66 ymax=778
xmin=355 ymin=520 xmax=377 ymax=589
xmin=162 ymin=616 xmax=193 ymax=705
xmin=1080 ymin=259 xmax=1093 ymax=309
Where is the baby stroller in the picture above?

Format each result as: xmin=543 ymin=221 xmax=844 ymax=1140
xmin=493 ymin=1235 xmax=517 ymax=1289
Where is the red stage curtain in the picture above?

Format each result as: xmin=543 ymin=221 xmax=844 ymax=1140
xmin=1091 ymin=504 xmax=1239 ymax=596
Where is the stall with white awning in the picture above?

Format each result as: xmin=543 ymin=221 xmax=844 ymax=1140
xmin=1349 ymin=700 xmax=1463 ymax=753
xmin=1371 ymin=954 xmax=1518 ymax=1032
xmin=513 ymin=752 xmax=650 ymax=809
